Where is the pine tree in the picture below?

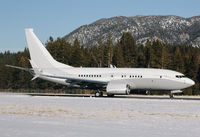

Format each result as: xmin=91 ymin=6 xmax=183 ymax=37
xmin=151 ymin=40 xmax=163 ymax=68
xmin=185 ymin=49 xmax=199 ymax=79
xmin=103 ymin=34 xmax=113 ymax=67
xmin=87 ymin=46 xmax=98 ymax=67
xmin=113 ymin=40 xmax=124 ymax=67
xmin=97 ymin=37 xmax=104 ymax=67
xmin=71 ymin=38 xmax=84 ymax=67
xmin=60 ymin=38 xmax=71 ymax=65
xmin=137 ymin=45 xmax=146 ymax=67
xmin=161 ymin=44 xmax=171 ymax=69
xmin=46 ymin=36 xmax=61 ymax=62
xmin=144 ymin=39 xmax=153 ymax=68
xmin=173 ymin=46 xmax=184 ymax=72
xmin=120 ymin=32 xmax=137 ymax=67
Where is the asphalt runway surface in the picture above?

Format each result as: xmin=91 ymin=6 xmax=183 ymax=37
xmin=25 ymin=93 xmax=200 ymax=100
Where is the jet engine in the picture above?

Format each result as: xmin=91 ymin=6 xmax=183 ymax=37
xmin=106 ymin=82 xmax=131 ymax=95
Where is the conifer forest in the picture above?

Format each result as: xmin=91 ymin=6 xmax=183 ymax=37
xmin=0 ymin=32 xmax=200 ymax=95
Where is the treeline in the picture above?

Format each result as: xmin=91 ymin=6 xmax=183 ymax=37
xmin=0 ymin=32 xmax=200 ymax=95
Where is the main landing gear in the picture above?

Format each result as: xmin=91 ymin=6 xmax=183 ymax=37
xmin=95 ymin=90 xmax=103 ymax=97
xmin=94 ymin=90 xmax=115 ymax=97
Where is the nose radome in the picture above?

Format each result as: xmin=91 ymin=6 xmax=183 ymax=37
xmin=187 ymin=79 xmax=195 ymax=86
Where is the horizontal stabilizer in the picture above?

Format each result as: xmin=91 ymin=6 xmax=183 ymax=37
xmin=5 ymin=65 xmax=30 ymax=72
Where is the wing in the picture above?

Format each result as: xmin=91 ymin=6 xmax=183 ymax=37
xmin=42 ymin=74 xmax=107 ymax=90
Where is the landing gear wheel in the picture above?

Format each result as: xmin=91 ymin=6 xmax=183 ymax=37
xmin=95 ymin=91 xmax=103 ymax=97
xmin=95 ymin=92 xmax=100 ymax=97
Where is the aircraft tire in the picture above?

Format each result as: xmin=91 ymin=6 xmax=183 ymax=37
xmin=95 ymin=91 xmax=103 ymax=97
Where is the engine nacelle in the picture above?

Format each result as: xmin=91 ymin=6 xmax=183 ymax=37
xmin=106 ymin=83 xmax=131 ymax=95
xmin=170 ymin=90 xmax=183 ymax=94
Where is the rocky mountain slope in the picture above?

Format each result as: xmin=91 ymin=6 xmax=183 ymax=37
xmin=63 ymin=15 xmax=200 ymax=46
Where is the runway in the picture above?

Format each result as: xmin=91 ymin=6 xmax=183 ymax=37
xmin=25 ymin=93 xmax=200 ymax=100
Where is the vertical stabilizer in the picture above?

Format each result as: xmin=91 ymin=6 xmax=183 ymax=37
xmin=25 ymin=29 xmax=72 ymax=69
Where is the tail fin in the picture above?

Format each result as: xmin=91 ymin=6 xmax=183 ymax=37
xmin=25 ymin=29 xmax=72 ymax=69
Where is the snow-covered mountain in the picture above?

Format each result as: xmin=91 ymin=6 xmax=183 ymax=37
xmin=63 ymin=15 xmax=200 ymax=46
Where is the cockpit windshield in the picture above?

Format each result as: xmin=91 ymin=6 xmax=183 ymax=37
xmin=176 ymin=75 xmax=186 ymax=78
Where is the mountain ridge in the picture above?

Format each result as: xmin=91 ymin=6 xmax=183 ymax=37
xmin=63 ymin=15 xmax=200 ymax=46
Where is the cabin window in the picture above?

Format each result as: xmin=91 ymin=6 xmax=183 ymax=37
xmin=160 ymin=76 xmax=162 ymax=78
xmin=176 ymin=75 xmax=186 ymax=78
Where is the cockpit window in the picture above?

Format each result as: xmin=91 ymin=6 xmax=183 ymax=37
xmin=176 ymin=75 xmax=186 ymax=78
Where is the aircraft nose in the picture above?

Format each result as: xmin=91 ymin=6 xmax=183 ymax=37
xmin=185 ymin=78 xmax=195 ymax=87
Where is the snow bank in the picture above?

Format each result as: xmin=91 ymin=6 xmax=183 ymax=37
xmin=0 ymin=94 xmax=199 ymax=137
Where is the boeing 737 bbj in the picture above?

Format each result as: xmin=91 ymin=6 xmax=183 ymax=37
xmin=7 ymin=29 xmax=195 ymax=98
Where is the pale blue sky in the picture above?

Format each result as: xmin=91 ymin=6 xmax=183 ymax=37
xmin=0 ymin=0 xmax=200 ymax=52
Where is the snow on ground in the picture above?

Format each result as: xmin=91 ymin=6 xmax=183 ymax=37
xmin=0 ymin=93 xmax=200 ymax=137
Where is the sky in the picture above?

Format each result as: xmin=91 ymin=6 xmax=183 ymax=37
xmin=0 ymin=0 xmax=200 ymax=52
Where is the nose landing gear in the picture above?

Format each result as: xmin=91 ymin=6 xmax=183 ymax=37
xmin=169 ymin=93 xmax=174 ymax=99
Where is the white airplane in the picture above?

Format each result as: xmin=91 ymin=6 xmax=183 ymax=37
xmin=7 ymin=29 xmax=195 ymax=98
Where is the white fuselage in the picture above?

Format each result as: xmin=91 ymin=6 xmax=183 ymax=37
xmin=39 ymin=67 xmax=195 ymax=91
